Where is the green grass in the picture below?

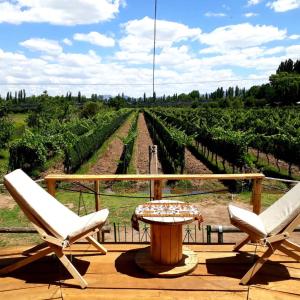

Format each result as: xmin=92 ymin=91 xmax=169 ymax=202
xmin=236 ymin=191 xmax=283 ymax=208
xmin=9 ymin=113 xmax=28 ymax=140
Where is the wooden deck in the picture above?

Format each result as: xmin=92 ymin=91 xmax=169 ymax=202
xmin=0 ymin=243 xmax=300 ymax=299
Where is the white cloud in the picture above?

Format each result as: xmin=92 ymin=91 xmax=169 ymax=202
xmin=74 ymin=32 xmax=115 ymax=47
xmin=20 ymin=38 xmax=63 ymax=55
xmin=244 ymin=12 xmax=259 ymax=17
xmin=0 ymin=0 xmax=124 ymax=25
xmin=204 ymin=12 xmax=227 ymax=17
xmin=286 ymin=44 xmax=300 ymax=57
xmin=116 ymin=17 xmax=201 ymax=63
xmin=289 ymin=34 xmax=300 ymax=39
xmin=62 ymin=38 xmax=72 ymax=46
xmin=267 ymin=0 xmax=300 ymax=12
xmin=247 ymin=0 xmax=262 ymax=6
xmin=199 ymin=23 xmax=286 ymax=53
xmin=0 ymin=16 xmax=297 ymax=98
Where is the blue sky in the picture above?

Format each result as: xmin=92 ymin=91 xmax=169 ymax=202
xmin=0 ymin=0 xmax=299 ymax=97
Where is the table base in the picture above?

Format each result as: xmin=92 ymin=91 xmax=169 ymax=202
xmin=135 ymin=246 xmax=198 ymax=277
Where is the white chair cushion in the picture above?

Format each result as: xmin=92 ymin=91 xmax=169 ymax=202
xmin=228 ymin=204 xmax=267 ymax=238
xmin=68 ymin=209 xmax=109 ymax=240
xmin=260 ymin=183 xmax=300 ymax=235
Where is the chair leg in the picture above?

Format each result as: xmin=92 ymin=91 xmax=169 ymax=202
xmin=52 ymin=246 xmax=88 ymax=289
xmin=234 ymin=236 xmax=250 ymax=251
xmin=283 ymin=240 xmax=300 ymax=252
xmin=22 ymin=242 xmax=48 ymax=256
xmin=240 ymin=243 xmax=277 ymax=285
xmin=277 ymin=244 xmax=300 ymax=261
xmin=0 ymin=247 xmax=52 ymax=275
xmin=86 ymin=236 xmax=107 ymax=254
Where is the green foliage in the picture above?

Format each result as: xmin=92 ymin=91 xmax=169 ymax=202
xmin=269 ymin=72 xmax=300 ymax=105
xmin=80 ymin=101 xmax=102 ymax=118
xmin=150 ymin=107 xmax=300 ymax=174
xmin=0 ymin=117 xmax=13 ymax=149
xmin=145 ymin=110 xmax=186 ymax=173
xmin=64 ymin=109 xmax=131 ymax=172
xmin=9 ymin=130 xmax=47 ymax=173
xmin=116 ymin=112 xmax=138 ymax=174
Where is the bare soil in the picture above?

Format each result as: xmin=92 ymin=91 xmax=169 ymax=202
xmin=40 ymin=160 xmax=65 ymax=178
xmin=135 ymin=113 xmax=162 ymax=174
xmin=0 ymin=193 xmax=15 ymax=209
xmin=184 ymin=148 xmax=225 ymax=190
xmin=88 ymin=117 xmax=132 ymax=174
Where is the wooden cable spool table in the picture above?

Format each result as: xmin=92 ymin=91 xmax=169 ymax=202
xmin=134 ymin=200 xmax=202 ymax=277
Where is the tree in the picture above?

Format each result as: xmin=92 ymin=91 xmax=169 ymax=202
xmin=269 ymin=72 xmax=300 ymax=105
xmin=77 ymin=91 xmax=82 ymax=103
xmin=189 ymin=90 xmax=200 ymax=100
xmin=294 ymin=60 xmax=300 ymax=74
xmin=80 ymin=101 xmax=101 ymax=118
xmin=277 ymin=59 xmax=294 ymax=73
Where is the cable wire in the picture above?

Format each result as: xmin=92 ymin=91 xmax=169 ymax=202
xmin=152 ymin=0 xmax=157 ymax=99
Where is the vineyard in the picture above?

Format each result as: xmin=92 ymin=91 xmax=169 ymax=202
xmin=0 ymin=106 xmax=299 ymax=182
xmin=146 ymin=107 xmax=300 ymax=180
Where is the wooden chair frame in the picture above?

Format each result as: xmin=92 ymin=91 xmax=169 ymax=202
xmin=0 ymin=177 xmax=108 ymax=289
xmin=234 ymin=213 xmax=300 ymax=285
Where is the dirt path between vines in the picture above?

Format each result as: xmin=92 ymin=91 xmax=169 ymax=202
xmin=184 ymin=148 xmax=225 ymax=190
xmin=88 ymin=116 xmax=132 ymax=174
xmin=134 ymin=113 xmax=162 ymax=174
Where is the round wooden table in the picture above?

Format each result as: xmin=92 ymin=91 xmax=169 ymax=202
xmin=134 ymin=200 xmax=200 ymax=277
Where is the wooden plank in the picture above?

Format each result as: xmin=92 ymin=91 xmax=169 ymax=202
xmin=0 ymin=286 xmax=61 ymax=300
xmin=0 ymin=277 xmax=51 ymax=292
xmin=254 ymin=278 xmax=300 ymax=295
xmin=45 ymin=173 xmax=265 ymax=182
xmin=63 ymin=289 xmax=247 ymax=300
xmin=61 ymin=273 xmax=248 ymax=291
xmin=249 ymin=287 xmax=300 ymax=300
xmin=197 ymin=250 xmax=300 ymax=263
xmin=160 ymin=225 xmax=171 ymax=264
xmin=170 ymin=225 xmax=182 ymax=264
xmin=151 ymin=224 xmax=161 ymax=263
xmin=1 ymin=243 xmax=299 ymax=299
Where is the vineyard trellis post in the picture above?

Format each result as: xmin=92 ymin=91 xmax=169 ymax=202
xmin=149 ymin=145 xmax=159 ymax=200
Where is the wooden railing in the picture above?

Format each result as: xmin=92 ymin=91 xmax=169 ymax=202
xmin=45 ymin=173 xmax=265 ymax=214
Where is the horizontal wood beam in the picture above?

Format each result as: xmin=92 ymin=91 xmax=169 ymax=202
xmin=45 ymin=173 xmax=265 ymax=182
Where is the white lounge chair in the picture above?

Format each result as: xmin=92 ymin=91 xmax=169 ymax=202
xmin=228 ymin=182 xmax=300 ymax=284
xmin=0 ymin=169 xmax=109 ymax=288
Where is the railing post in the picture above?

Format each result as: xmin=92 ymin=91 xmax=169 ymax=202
xmin=94 ymin=180 xmax=101 ymax=241
xmin=46 ymin=179 xmax=56 ymax=196
xmin=154 ymin=180 xmax=162 ymax=200
xmin=251 ymin=178 xmax=262 ymax=214
xmin=206 ymin=225 xmax=211 ymax=244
